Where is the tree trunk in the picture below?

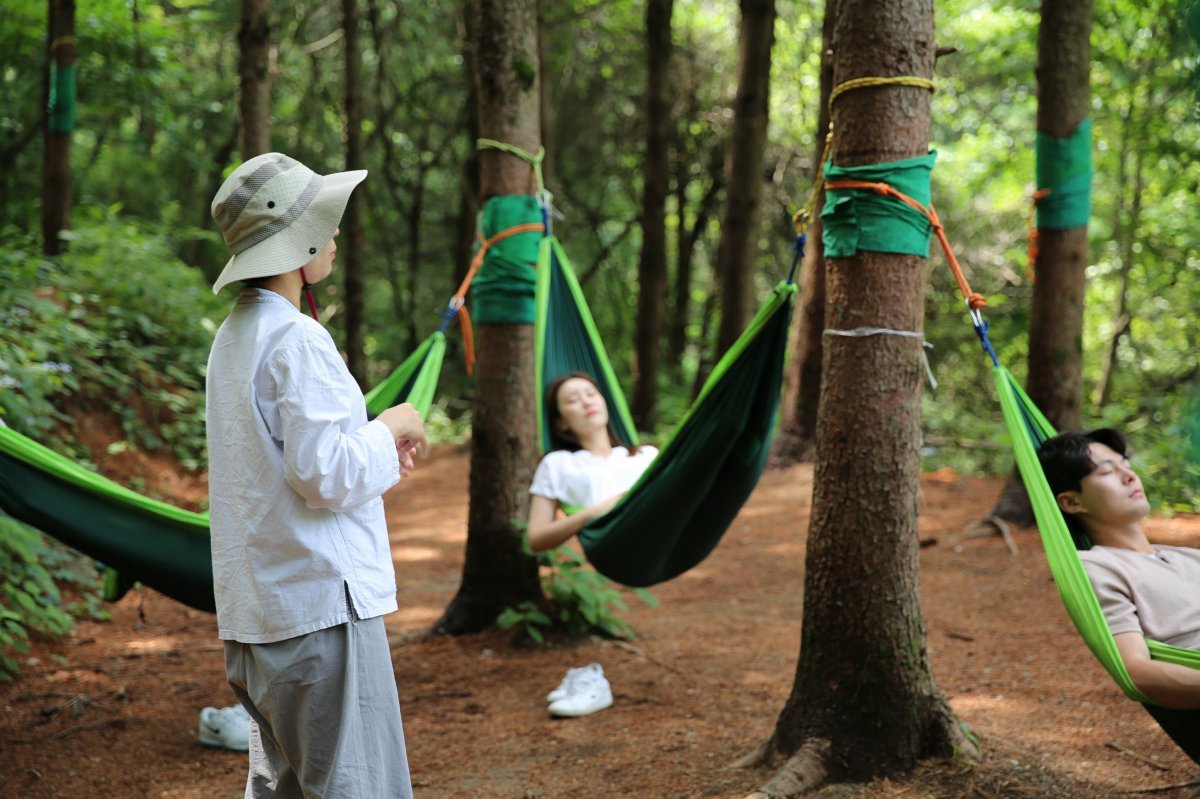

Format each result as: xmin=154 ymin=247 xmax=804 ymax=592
xmin=773 ymin=0 xmax=836 ymax=466
xmin=342 ymin=0 xmax=368 ymax=388
xmin=237 ymin=0 xmax=271 ymax=159
xmin=714 ymin=0 xmax=776 ymax=355
xmin=990 ymin=0 xmax=1093 ymax=527
xmin=668 ymin=142 xmax=724 ymax=369
xmin=434 ymin=0 xmax=543 ymax=635
xmin=450 ymin=0 xmax=483 ymax=295
xmin=42 ymin=0 xmax=75 ymax=257
xmin=1092 ymin=95 xmax=1142 ymax=408
xmin=748 ymin=2 xmax=973 ymax=792
xmin=631 ymin=0 xmax=673 ymax=432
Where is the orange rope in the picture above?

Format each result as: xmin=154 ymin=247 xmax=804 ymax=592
xmin=823 ymin=179 xmax=987 ymax=312
xmin=450 ymin=221 xmax=545 ymax=375
xmin=1026 ymin=188 xmax=1052 ymax=284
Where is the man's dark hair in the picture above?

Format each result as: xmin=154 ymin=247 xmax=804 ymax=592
xmin=1036 ymin=428 xmax=1128 ymax=550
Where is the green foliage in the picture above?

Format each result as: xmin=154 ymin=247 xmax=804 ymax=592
xmin=498 ymin=545 xmax=658 ymax=643
xmin=0 ymin=514 xmax=106 ymax=681
xmin=0 ymin=212 xmax=225 ymax=467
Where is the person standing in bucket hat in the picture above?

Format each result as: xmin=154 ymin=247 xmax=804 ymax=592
xmin=206 ymin=152 xmax=425 ymax=799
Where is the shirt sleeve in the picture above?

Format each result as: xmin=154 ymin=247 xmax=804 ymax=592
xmin=1081 ymin=557 xmax=1143 ymax=638
xmin=529 ymin=453 xmax=562 ymax=500
xmin=266 ymin=336 xmax=401 ymax=512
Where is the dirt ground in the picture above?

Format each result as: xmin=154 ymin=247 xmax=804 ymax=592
xmin=2 ymin=442 xmax=1199 ymax=799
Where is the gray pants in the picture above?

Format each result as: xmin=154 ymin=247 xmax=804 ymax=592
xmin=224 ymin=615 xmax=412 ymax=799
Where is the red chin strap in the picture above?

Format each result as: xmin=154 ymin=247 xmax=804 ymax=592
xmin=297 ymin=267 xmax=320 ymax=321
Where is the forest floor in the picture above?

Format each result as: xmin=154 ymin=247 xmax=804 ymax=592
xmin=2 ymin=438 xmax=1200 ymax=799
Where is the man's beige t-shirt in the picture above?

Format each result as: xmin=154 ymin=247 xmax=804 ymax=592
xmin=1081 ymin=545 xmax=1200 ymax=650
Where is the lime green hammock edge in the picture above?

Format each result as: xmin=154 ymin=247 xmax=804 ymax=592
xmin=534 ymin=236 xmax=796 ymax=587
xmin=994 ymin=365 xmax=1200 ymax=704
xmin=0 ymin=340 xmax=447 ymax=614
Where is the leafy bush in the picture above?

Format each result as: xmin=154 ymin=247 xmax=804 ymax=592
xmin=0 ymin=209 xmax=223 ymax=678
xmin=0 ymin=514 xmax=106 ymax=680
xmin=498 ymin=544 xmax=658 ymax=643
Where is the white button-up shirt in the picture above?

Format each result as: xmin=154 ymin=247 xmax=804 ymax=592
xmin=206 ymin=289 xmax=401 ymax=643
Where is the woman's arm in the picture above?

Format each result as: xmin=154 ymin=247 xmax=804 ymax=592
xmin=1113 ymin=632 xmax=1200 ymax=709
xmin=527 ymin=493 xmax=622 ymax=552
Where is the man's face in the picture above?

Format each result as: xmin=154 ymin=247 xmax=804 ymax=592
xmin=1068 ymin=442 xmax=1151 ymax=526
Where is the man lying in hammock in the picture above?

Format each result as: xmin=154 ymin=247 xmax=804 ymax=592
xmin=1039 ymin=428 xmax=1200 ymax=710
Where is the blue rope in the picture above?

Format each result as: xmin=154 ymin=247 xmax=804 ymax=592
xmin=437 ymin=305 xmax=459 ymax=334
xmin=787 ymin=233 xmax=806 ymax=285
xmin=974 ymin=317 xmax=1000 ymax=368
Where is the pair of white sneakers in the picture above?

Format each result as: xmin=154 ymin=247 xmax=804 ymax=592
xmin=546 ymin=662 xmax=613 ymax=717
xmin=198 ymin=703 xmax=251 ymax=751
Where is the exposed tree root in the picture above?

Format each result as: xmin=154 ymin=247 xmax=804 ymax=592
xmin=740 ymin=738 xmax=832 ymax=799
xmin=964 ymin=514 xmax=1019 ymax=556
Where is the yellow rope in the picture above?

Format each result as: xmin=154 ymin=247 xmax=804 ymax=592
xmin=792 ymin=75 xmax=936 ymax=235
xmin=476 ymin=138 xmax=546 ymax=195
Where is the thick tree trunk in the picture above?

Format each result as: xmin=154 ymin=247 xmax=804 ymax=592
xmin=668 ymin=142 xmax=724 ymax=369
xmin=342 ymin=0 xmax=368 ymax=388
xmin=991 ymin=0 xmax=1092 ymax=527
xmin=1093 ymin=96 xmax=1141 ymax=408
xmin=773 ymin=0 xmax=836 ymax=466
xmin=715 ymin=0 xmax=776 ymax=355
xmin=435 ymin=0 xmax=543 ymax=635
xmin=748 ymin=2 xmax=973 ymax=793
xmin=453 ymin=0 xmax=482 ymax=291
xmin=631 ymin=0 xmax=673 ymax=431
xmin=42 ymin=0 xmax=75 ymax=256
xmin=237 ymin=0 xmax=271 ymax=159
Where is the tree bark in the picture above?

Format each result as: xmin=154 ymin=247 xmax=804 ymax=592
xmin=714 ymin=0 xmax=776 ymax=355
xmin=631 ymin=0 xmax=674 ymax=431
xmin=668 ymin=142 xmax=724 ymax=369
xmin=42 ymin=0 xmax=75 ymax=256
xmin=341 ymin=0 xmax=368 ymax=388
xmin=749 ymin=1 xmax=973 ymax=792
xmin=435 ymin=0 xmax=544 ymax=635
xmin=773 ymin=0 xmax=837 ymax=466
xmin=990 ymin=0 xmax=1093 ymax=526
xmin=237 ymin=0 xmax=271 ymax=159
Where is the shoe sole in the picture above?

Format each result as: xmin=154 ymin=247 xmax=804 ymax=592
xmin=548 ymin=697 xmax=613 ymax=718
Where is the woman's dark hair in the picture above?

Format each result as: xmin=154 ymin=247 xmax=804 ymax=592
xmin=545 ymin=371 xmax=639 ymax=455
xmin=1036 ymin=428 xmax=1128 ymax=550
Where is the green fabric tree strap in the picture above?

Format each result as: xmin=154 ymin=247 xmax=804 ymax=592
xmin=820 ymin=152 xmax=937 ymax=259
xmin=47 ymin=63 xmax=77 ymax=135
xmin=471 ymin=195 xmax=541 ymax=325
xmin=1035 ymin=118 xmax=1093 ymax=230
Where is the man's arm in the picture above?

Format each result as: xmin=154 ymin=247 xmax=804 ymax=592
xmin=1113 ymin=632 xmax=1200 ymax=709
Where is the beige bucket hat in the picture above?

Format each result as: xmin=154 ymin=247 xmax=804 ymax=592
xmin=210 ymin=152 xmax=367 ymax=294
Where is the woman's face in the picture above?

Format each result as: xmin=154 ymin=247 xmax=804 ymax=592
xmin=301 ymin=227 xmax=340 ymax=284
xmin=555 ymin=377 xmax=609 ymax=437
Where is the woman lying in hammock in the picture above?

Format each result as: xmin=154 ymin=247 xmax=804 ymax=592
xmin=1039 ymin=428 xmax=1200 ymax=710
xmin=526 ymin=372 xmax=658 ymax=553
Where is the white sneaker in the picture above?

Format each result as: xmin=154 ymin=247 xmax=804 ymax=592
xmin=546 ymin=663 xmax=605 ymax=703
xmin=548 ymin=670 xmax=613 ymax=718
xmin=199 ymin=704 xmax=250 ymax=751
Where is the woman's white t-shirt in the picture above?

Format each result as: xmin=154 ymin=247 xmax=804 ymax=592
xmin=529 ymin=446 xmax=659 ymax=509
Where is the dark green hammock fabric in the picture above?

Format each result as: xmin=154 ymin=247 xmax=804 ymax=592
xmin=534 ymin=236 xmax=795 ymax=586
xmin=0 ymin=425 xmax=214 ymax=611
xmin=994 ymin=365 xmax=1200 ymax=763
xmin=0 ymin=339 xmax=446 ymax=613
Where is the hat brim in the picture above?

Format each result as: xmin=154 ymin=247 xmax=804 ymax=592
xmin=212 ymin=169 xmax=367 ymax=294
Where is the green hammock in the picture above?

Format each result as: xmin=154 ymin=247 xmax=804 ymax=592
xmin=993 ymin=364 xmax=1200 ymax=762
xmin=0 ymin=336 xmax=447 ymax=614
xmin=534 ymin=236 xmax=796 ymax=587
